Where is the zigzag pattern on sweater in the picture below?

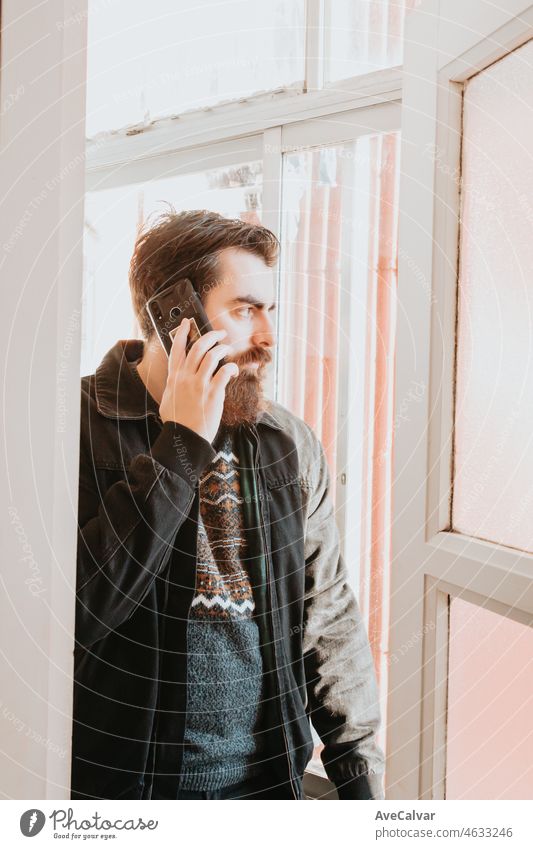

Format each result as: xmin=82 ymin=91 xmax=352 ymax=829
xmin=190 ymin=594 xmax=255 ymax=614
xmin=201 ymin=491 xmax=244 ymax=506
xmin=201 ymin=468 xmax=238 ymax=483
xmin=191 ymin=426 xmax=255 ymax=621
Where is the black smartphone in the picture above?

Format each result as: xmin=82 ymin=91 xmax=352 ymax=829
xmin=145 ymin=278 xmax=226 ymax=373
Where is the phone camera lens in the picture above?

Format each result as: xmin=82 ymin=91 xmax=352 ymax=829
xmin=169 ymin=306 xmax=182 ymax=320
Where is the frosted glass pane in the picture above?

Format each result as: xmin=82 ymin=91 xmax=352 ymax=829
xmin=452 ymin=40 xmax=533 ymax=551
xmin=324 ymin=0 xmax=415 ymax=82
xmin=86 ymin=0 xmax=305 ymax=137
xmin=82 ymin=162 xmax=262 ymax=375
xmin=447 ymin=599 xmax=533 ymax=799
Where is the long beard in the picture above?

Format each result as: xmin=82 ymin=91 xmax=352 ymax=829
xmin=219 ymin=344 xmax=272 ymax=427
xmin=220 ymin=365 xmax=270 ymax=427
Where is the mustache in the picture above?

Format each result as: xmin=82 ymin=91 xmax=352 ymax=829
xmin=231 ymin=347 xmax=272 ymax=368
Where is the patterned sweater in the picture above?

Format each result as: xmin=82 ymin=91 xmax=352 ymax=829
xmin=179 ymin=424 xmax=269 ymax=790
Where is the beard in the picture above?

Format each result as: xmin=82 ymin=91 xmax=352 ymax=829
xmin=219 ymin=345 xmax=272 ymax=427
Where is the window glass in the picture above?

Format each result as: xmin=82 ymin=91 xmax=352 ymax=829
xmin=279 ymin=132 xmax=401 ymax=767
xmin=86 ymin=0 xmax=305 ymax=137
xmin=324 ymin=0 xmax=415 ymax=82
xmin=452 ymin=40 xmax=533 ymax=552
xmin=447 ymin=598 xmax=533 ymax=799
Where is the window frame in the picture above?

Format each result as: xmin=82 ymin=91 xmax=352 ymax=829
xmin=389 ymin=0 xmax=533 ymax=800
xmin=86 ymin=66 xmax=402 ymax=179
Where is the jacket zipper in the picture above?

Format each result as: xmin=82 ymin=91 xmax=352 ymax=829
xmin=249 ymin=426 xmax=299 ymax=800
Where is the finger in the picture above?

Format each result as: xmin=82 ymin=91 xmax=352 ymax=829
xmin=185 ymin=327 xmax=228 ymax=373
xmin=168 ymin=317 xmax=190 ymax=372
xmin=197 ymin=344 xmax=231 ymax=382
xmin=210 ymin=361 xmax=239 ymax=392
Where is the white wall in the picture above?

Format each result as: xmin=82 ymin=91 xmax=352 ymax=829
xmin=0 ymin=0 xmax=87 ymax=798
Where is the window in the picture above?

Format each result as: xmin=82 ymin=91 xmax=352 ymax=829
xmin=447 ymin=598 xmax=533 ymax=799
xmin=389 ymin=2 xmax=533 ymax=800
xmin=452 ymin=39 xmax=533 ymax=552
xmin=86 ymin=0 xmax=305 ymax=137
xmin=83 ymin=0 xmax=410 ymax=788
xmin=279 ymin=134 xmax=400 ymax=763
xmin=324 ymin=0 xmax=417 ymax=82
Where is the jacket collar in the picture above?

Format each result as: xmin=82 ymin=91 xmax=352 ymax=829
xmin=94 ymin=339 xmax=283 ymax=431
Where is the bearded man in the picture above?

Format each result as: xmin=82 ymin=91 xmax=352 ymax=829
xmin=71 ymin=209 xmax=384 ymax=801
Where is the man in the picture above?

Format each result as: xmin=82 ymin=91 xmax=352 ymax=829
xmin=72 ymin=209 xmax=384 ymax=801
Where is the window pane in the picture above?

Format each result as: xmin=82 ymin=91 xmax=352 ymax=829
xmin=452 ymin=40 xmax=533 ymax=551
xmin=324 ymin=0 xmax=415 ymax=82
xmin=86 ymin=0 xmax=305 ymax=137
xmin=82 ymin=162 xmax=262 ymax=375
xmin=279 ymin=132 xmax=400 ymax=768
xmin=447 ymin=598 xmax=533 ymax=799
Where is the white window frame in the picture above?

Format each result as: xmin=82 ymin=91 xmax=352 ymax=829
xmin=86 ymin=67 xmax=402 ymax=179
xmin=389 ymin=0 xmax=533 ymax=800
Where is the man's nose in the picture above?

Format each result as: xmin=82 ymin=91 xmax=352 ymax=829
xmin=251 ymin=311 xmax=276 ymax=348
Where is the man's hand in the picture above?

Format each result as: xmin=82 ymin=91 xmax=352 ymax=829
xmin=159 ymin=316 xmax=239 ymax=444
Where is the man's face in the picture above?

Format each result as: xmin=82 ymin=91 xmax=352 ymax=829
xmin=202 ymin=246 xmax=276 ymax=427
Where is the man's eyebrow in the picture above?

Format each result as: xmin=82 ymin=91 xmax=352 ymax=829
xmin=227 ymin=295 xmax=277 ymax=309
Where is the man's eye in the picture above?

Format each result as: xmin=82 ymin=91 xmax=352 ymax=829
xmin=237 ymin=307 xmax=253 ymax=317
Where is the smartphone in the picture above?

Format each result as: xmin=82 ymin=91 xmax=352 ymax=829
xmin=145 ymin=278 xmax=226 ymax=373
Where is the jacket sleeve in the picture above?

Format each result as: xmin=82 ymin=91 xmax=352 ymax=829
xmin=301 ymin=431 xmax=385 ymax=800
xmin=76 ymin=420 xmax=216 ymax=650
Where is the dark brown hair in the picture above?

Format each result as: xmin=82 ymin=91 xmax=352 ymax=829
xmin=129 ymin=207 xmax=279 ymax=339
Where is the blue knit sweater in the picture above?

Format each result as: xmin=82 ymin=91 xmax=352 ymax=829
xmin=179 ymin=425 xmax=269 ymax=790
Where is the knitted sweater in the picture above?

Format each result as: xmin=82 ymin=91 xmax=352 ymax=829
xmin=179 ymin=424 xmax=269 ymax=790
